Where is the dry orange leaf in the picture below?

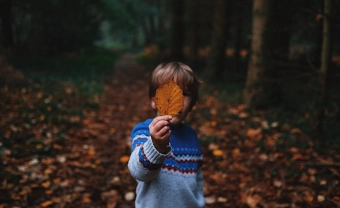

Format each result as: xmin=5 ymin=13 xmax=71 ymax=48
xmin=41 ymin=181 xmax=51 ymax=188
xmin=45 ymin=189 xmax=53 ymax=195
xmin=247 ymin=128 xmax=262 ymax=138
xmin=246 ymin=195 xmax=261 ymax=208
xmin=44 ymin=168 xmax=53 ymax=175
xmin=120 ymin=155 xmax=130 ymax=163
xmin=212 ymin=149 xmax=223 ymax=157
xmin=232 ymin=148 xmax=240 ymax=157
xmin=41 ymin=200 xmax=54 ymax=207
xmin=88 ymin=149 xmax=96 ymax=156
xmin=11 ymin=195 xmax=20 ymax=200
xmin=304 ymin=194 xmax=314 ymax=202
xmin=82 ymin=197 xmax=91 ymax=203
xmin=53 ymin=178 xmax=61 ymax=184
xmin=154 ymin=80 xmax=184 ymax=116
xmin=19 ymin=190 xmax=28 ymax=195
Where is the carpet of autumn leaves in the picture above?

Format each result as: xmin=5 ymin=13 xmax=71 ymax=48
xmin=1 ymin=54 xmax=340 ymax=208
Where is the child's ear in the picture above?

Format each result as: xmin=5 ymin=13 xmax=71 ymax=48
xmin=151 ymin=97 xmax=157 ymax=109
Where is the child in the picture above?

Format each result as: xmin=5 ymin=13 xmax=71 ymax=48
xmin=128 ymin=62 xmax=205 ymax=208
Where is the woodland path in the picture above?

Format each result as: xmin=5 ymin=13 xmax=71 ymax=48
xmin=67 ymin=53 xmax=156 ymax=207
xmin=65 ymin=54 xmax=339 ymax=208
xmin=3 ymin=53 xmax=338 ymax=208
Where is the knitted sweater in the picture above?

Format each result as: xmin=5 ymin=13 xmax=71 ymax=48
xmin=128 ymin=119 xmax=205 ymax=208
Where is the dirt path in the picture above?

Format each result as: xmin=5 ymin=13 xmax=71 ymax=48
xmin=69 ymin=53 xmax=155 ymax=207
xmin=4 ymin=53 xmax=338 ymax=208
xmin=0 ymin=54 xmax=156 ymax=208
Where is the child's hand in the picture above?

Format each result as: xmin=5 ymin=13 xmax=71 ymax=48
xmin=149 ymin=115 xmax=172 ymax=153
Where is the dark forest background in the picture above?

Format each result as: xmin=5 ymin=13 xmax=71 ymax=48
xmin=1 ymin=0 xmax=339 ymax=142
xmin=1 ymin=0 xmax=340 ymax=207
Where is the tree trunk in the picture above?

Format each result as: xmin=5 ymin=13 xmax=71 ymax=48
xmin=188 ymin=0 xmax=200 ymax=69
xmin=244 ymin=0 xmax=295 ymax=108
xmin=140 ymin=18 xmax=152 ymax=45
xmin=170 ymin=0 xmax=185 ymax=61
xmin=0 ymin=0 xmax=14 ymax=48
xmin=148 ymin=14 xmax=156 ymax=39
xmin=313 ymin=0 xmax=333 ymax=141
xmin=243 ymin=0 xmax=271 ymax=107
xmin=268 ymin=1 xmax=294 ymax=63
xmin=207 ymin=0 xmax=229 ymax=80
xmin=233 ymin=1 xmax=242 ymax=70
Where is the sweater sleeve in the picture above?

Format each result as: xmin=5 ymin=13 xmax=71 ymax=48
xmin=128 ymin=123 xmax=172 ymax=182
xmin=196 ymin=168 xmax=204 ymax=193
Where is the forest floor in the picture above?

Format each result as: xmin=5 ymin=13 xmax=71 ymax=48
xmin=1 ymin=53 xmax=340 ymax=208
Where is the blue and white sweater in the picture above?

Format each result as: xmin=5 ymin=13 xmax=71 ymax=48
xmin=128 ymin=119 xmax=205 ymax=208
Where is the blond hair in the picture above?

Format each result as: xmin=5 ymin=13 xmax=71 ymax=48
xmin=149 ymin=62 xmax=201 ymax=109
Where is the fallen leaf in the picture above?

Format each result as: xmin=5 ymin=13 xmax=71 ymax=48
xmin=82 ymin=197 xmax=91 ymax=203
xmin=41 ymin=201 xmax=54 ymax=207
xmin=246 ymin=195 xmax=260 ymax=208
xmin=45 ymin=190 xmax=53 ymax=195
xmin=210 ymin=108 xmax=217 ymax=115
xmin=57 ymin=155 xmax=66 ymax=163
xmin=291 ymin=128 xmax=303 ymax=134
xmin=317 ymin=195 xmax=325 ymax=202
xmin=271 ymin=121 xmax=279 ymax=128
xmin=11 ymin=195 xmax=20 ymax=200
xmin=29 ymin=158 xmax=39 ymax=165
xmin=239 ymin=112 xmax=249 ymax=118
xmin=232 ymin=148 xmax=240 ymax=157
xmin=41 ymin=181 xmax=51 ymax=188
xmin=154 ymin=80 xmax=184 ymax=116
xmin=101 ymin=190 xmax=119 ymax=201
xmin=273 ymin=180 xmax=282 ymax=188
xmin=208 ymin=143 xmax=219 ymax=151
xmin=320 ymin=179 xmax=327 ymax=185
xmin=42 ymin=158 xmax=53 ymax=165
xmin=212 ymin=149 xmax=223 ymax=157
xmin=53 ymin=144 xmax=63 ymax=150
xmin=19 ymin=190 xmax=28 ymax=195
xmin=329 ymin=168 xmax=340 ymax=177
xmin=110 ymin=176 xmax=120 ymax=185
xmin=304 ymin=194 xmax=314 ymax=202
xmin=205 ymin=195 xmax=216 ymax=204
xmin=247 ymin=128 xmax=262 ymax=139
xmin=65 ymin=87 xmax=73 ymax=94
xmin=107 ymin=197 xmax=118 ymax=208
xmin=258 ymin=153 xmax=268 ymax=161
xmin=217 ymin=197 xmax=228 ymax=203
xmin=120 ymin=155 xmax=130 ymax=163
xmin=88 ymin=149 xmax=96 ymax=155
xmin=237 ymin=104 xmax=246 ymax=111
xmin=308 ymin=168 xmax=317 ymax=175
xmin=124 ymin=192 xmax=135 ymax=201
xmin=44 ymin=168 xmax=53 ymax=175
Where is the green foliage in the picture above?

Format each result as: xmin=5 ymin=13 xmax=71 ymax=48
xmin=102 ymin=0 xmax=136 ymax=31
xmin=135 ymin=54 xmax=158 ymax=65
xmin=7 ymin=0 xmax=140 ymax=52
xmin=135 ymin=54 xmax=151 ymax=64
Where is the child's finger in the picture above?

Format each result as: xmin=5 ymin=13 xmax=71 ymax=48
xmin=149 ymin=116 xmax=172 ymax=131
xmin=158 ymin=125 xmax=170 ymax=137
xmin=159 ymin=129 xmax=171 ymax=141
xmin=149 ymin=115 xmax=172 ymax=127
xmin=150 ymin=121 xmax=168 ymax=134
